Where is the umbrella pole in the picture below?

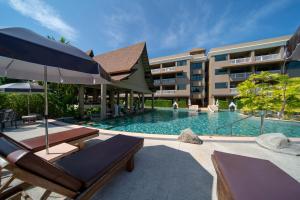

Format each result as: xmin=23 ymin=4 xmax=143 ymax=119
xmin=44 ymin=66 xmax=49 ymax=153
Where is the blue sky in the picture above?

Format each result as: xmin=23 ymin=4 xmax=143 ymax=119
xmin=1 ymin=0 xmax=300 ymax=58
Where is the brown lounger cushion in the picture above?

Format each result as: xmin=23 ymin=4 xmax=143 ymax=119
xmin=55 ymin=134 xmax=144 ymax=187
xmin=20 ymin=127 xmax=99 ymax=152
xmin=213 ymin=151 xmax=300 ymax=200
xmin=0 ymin=136 xmax=83 ymax=192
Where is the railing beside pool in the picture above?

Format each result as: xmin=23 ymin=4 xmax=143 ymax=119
xmin=215 ymin=114 xmax=265 ymax=136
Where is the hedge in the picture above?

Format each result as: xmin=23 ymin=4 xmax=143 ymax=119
xmin=145 ymin=99 xmax=187 ymax=108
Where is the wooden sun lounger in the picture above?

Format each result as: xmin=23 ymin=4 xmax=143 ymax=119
xmin=19 ymin=127 xmax=99 ymax=152
xmin=0 ymin=133 xmax=144 ymax=200
xmin=211 ymin=151 xmax=300 ymax=200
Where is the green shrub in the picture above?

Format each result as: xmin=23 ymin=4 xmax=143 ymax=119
xmin=218 ymin=100 xmax=228 ymax=109
xmin=145 ymin=99 xmax=187 ymax=108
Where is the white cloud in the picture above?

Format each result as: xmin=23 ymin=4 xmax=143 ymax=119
xmin=195 ymin=0 xmax=291 ymax=48
xmin=8 ymin=0 xmax=77 ymax=40
xmin=102 ymin=5 xmax=148 ymax=48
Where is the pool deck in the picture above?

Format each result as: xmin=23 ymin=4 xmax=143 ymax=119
xmin=2 ymin=120 xmax=300 ymax=200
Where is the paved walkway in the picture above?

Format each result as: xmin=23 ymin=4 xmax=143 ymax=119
xmin=2 ymin=122 xmax=300 ymax=200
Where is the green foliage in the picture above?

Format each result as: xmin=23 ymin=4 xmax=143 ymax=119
xmin=218 ymin=100 xmax=228 ymax=109
xmin=237 ymin=72 xmax=300 ymax=116
xmin=178 ymin=99 xmax=187 ymax=108
xmin=145 ymin=99 xmax=187 ymax=108
xmin=0 ymin=93 xmax=44 ymax=117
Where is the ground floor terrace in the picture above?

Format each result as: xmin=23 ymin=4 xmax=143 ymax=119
xmin=2 ymin=121 xmax=300 ymax=200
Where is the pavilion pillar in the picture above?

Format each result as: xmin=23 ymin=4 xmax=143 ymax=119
xmin=125 ymin=92 xmax=128 ymax=109
xmin=78 ymin=85 xmax=84 ymax=118
xmin=151 ymin=93 xmax=154 ymax=109
xmin=138 ymin=93 xmax=141 ymax=109
xmin=117 ymin=91 xmax=120 ymax=105
xmin=142 ymin=93 xmax=145 ymax=110
xmin=130 ymin=90 xmax=133 ymax=110
xmin=109 ymin=90 xmax=114 ymax=108
xmin=100 ymin=84 xmax=107 ymax=120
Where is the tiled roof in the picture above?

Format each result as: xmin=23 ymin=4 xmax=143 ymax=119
xmin=93 ymin=42 xmax=146 ymax=75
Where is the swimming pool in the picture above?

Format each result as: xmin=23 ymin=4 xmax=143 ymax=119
xmin=87 ymin=109 xmax=300 ymax=137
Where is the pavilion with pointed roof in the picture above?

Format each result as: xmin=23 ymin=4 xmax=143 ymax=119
xmin=79 ymin=42 xmax=155 ymax=119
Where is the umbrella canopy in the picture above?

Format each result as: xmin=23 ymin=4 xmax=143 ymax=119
xmin=0 ymin=27 xmax=111 ymax=84
xmin=286 ymin=26 xmax=300 ymax=61
xmin=0 ymin=82 xmax=44 ymax=93
xmin=0 ymin=27 xmax=110 ymax=153
xmin=0 ymin=82 xmax=44 ymax=115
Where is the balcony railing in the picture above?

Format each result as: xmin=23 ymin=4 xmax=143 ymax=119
xmin=161 ymin=78 xmax=176 ymax=85
xmin=155 ymin=90 xmax=176 ymax=95
xmin=230 ymin=88 xmax=238 ymax=94
xmin=161 ymin=66 xmax=176 ymax=73
xmin=151 ymin=66 xmax=177 ymax=74
xmin=151 ymin=68 xmax=161 ymax=74
xmin=161 ymin=90 xmax=176 ymax=94
xmin=256 ymin=70 xmax=281 ymax=74
xmin=255 ymin=54 xmax=281 ymax=62
xmin=229 ymin=72 xmax=252 ymax=80
xmin=230 ymin=57 xmax=251 ymax=64
xmin=153 ymin=80 xmax=161 ymax=85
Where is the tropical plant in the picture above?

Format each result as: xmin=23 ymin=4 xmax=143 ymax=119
xmin=237 ymin=72 xmax=300 ymax=117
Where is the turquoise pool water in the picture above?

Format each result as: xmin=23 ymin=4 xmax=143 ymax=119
xmin=88 ymin=109 xmax=300 ymax=137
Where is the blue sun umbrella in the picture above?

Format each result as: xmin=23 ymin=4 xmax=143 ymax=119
xmin=0 ymin=82 xmax=44 ymax=115
xmin=0 ymin=27 xmax=111 ymax=153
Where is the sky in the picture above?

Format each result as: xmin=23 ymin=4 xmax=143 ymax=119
xmin=1 ymin=0 xmax=300 ymax=58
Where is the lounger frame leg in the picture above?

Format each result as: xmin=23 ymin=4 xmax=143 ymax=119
xmin=126 ymin=157 xmax=134 ymax=172
xmin=40 ymin=190 xmax=51 ymax=200
xmin=0 ymin=175 xmax=15 ymax=193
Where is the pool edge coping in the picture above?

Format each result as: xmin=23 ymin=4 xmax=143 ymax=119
xmin=50 ymin=119 xmax=300 ymax=143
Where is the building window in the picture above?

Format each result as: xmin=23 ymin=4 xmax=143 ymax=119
xmin=177 ymin=84 xmax=186 ymax=90
xmin=176 ymin=72 xmax=184 ymax=78
xmin=191 ymin=74 xmax=203 ymax=81
xmin=215 ymin=82 xmax=228 ymax=89
xmin=191 ymin=62 xmax=202 ymax=69
xmin=214 ymin=54 xmax=227 ymax=62
xmin=176 ymin=60 xmax=187 ymax=66
xmin=215 ymin=68 xmax=227 ymax=75
xmin=191 ymin=86 xmax=202 ymax=93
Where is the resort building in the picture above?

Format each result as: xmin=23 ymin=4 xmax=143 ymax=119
xmin=207 ymin=35 xmax=291 ymax=105
xmin=149 ymin=48 xmax=208 ymax=106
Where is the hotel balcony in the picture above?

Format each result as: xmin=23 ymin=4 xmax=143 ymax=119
xmin=161 ymin=78 xmax=176 ymax=85
xmin=229 ymin=72 xmax=252 ymax=81
xmin=154 ymin=90 xmax=189 ymax=97
xmin=191 ymin=81 xmax=204 ymax=87
xmin=255 ymin=53 xmax=281 ymax=62
xmin=256 ymin=70 xmax=281 ymax=74
xmin=151 ymin=68 xmax=161 ymax=74
xmin=192 ymin=68 xmax=203 ymax=74
xmin=150 ymin=66 xmax=184 ymax=75
xmin=226 ymin=53 xmax=282 ymax=67
xmin=230 ymin=57 xmax=251 ymax=64
xmin=153 ymin=79 xmax=161 ymax=86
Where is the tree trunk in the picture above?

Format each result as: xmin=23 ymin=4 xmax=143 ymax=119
xmin=279 ymin=82 xmax=287 ymax=119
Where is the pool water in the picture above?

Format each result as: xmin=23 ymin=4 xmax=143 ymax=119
xmin=88 ymin=109 xmax=300 ymax=137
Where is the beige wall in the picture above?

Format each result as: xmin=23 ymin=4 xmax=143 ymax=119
xmin=208 ymin=46 xmax=286 ymax=105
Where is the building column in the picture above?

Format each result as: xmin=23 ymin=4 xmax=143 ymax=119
xmin=78 ymin=85 xmax=84 ymax=118
xmin=142 ymin=93 xmax=145 ymax=110
xmin=130 ymin=90 xmax=133 ymax=110
xmin=250 ymin=51 xmax=255 ymax=62
xmin=100 ymin=84 xmax=107 ymax=120
xmin=151 ymin=93 xmax=154 ymax=109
